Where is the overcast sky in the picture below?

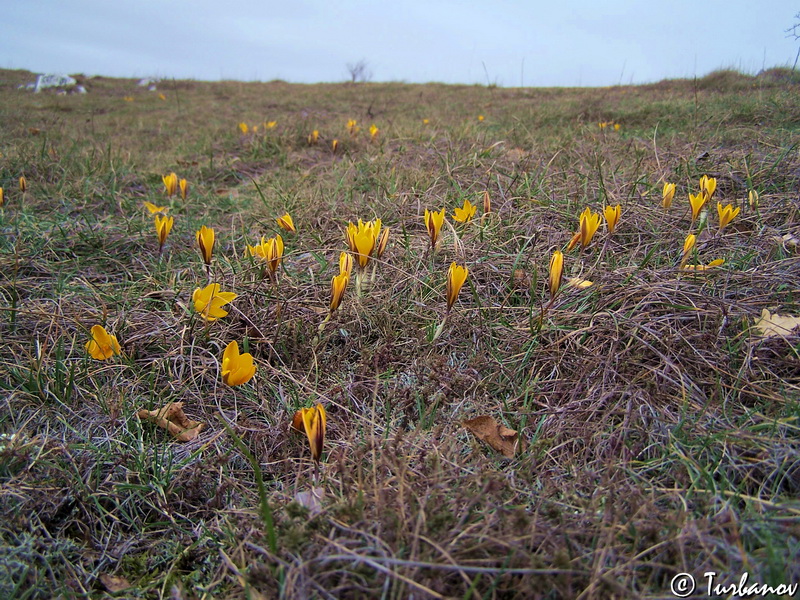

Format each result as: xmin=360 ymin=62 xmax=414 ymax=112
xmin=3 ymin=0 xmax=798 ymax=87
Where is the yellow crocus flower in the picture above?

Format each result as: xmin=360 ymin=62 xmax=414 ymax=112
xmin=143 ymin=201 xmax=168 ymax=214
xmin=238 ymin=122 xmax=248 ymax=134
xmin=162 ymin=172 xmax=178 ymax=197
xmin=276 ymin=213 xmax=296 ymax=233
xmin=369 ymin=124 xmax=379 ymax=140
xmin=424 ymin=208 xmax=446 ymax=249
xmin=331 ymin=139 xmax=339 ymax=152
xmin=682 ymin=259 xmax=725 ymax=271
xmin=265 ymin=234 xmax=284 ymax=278
xmin=179 ymin=178 xmax=188 ymax=200
xmin=683 ymin=234 xmax=696 ymax=257
xmin=193 ymin=283 xmax=237 ymax=322
xmin=265 ymin=121 xmax=277 ymax=129
xmin=339 ymin=251 xmax=354 ymax=277
xmin=699 ymin=175 xmax=717 ymax=200
xmin=453 ymin=199 xmax=477 ymax=223
xmin=717 ymin=202 xmax=741 ymax=232
xmin=346 ymin=119 xmax=358 ymax=136
xmin=330 ymin=272 xmax=349 ymax=312
xmin=688 ymin=192 xmax=706 ymax=223
xmin=221 ymin=341 xmax=256 ymax=386
xmin=549 ymin=250 xmax=563 ymax=301
xmin=748 ymin=190 xmax=759 ymax=210
xmin=353 ymin=226 xmax=376 ymax=268
xmin=477 ymin=115 xmax=484 ymax=121
xmin=375 ymin=227 xmax=390 ymax=259
xmin=662 ymin=182 xmax=676 ymax=209
xmin=196 ymin=226 xmax=215 ymax=266
xmin=566 ymin=231 xmax=581 ymax=252
xmin=446 ymin=262 xmax=468 ymax=312
xmin=19 ymin=177 xmax=27 ymax=192
xmin=603 ymin=204 xmax=621 ymax=234
xmin=0 ymin=187 xmax=5 ymax=207
xmin=85 ymin=324 xmax=121 ymax=360
xmin=579 ymin=207 xmax=601 ymax=249
xmin=292 ymin=404 xmax=327 ymax=463
xmin=154 ymin=214 xmax=174 ymax=251
xmin=308 ymin=130 xmax=319 ymax=145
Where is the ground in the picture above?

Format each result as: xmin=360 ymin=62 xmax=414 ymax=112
xmin=0 ymin=67 xmax=799 ymax=599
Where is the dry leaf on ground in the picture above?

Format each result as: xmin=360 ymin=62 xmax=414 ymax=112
xmin=99 ymin=574 xmax=131 ymax=593
xmin=463 ymin=415 xmax=518 ymax=458
xmin=137 ymin=402 xmax=204 ymax=442
xmin=754 ymin=308 xmax=800 ymax=339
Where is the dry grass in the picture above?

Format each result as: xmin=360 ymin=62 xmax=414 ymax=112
xmin=1 ymin=67 xmax=799 ymax=599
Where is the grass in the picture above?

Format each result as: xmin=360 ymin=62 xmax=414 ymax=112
xmin=1 ymin=65 xmax=800 ymax=599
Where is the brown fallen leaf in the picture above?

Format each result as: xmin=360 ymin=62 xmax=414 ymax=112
xmin=99 ymin=573 xmax=131 ymax=593
xmin=137 ymin=402 xmax=204 ymax=442
xmin=463 ymin=415 xmax=518 ymax=458
xmin=754 ymin=308 xmax=800 ymax=339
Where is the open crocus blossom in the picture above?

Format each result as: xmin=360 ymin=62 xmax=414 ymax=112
xmin=369 ymin=124 xmax=379 ymax=140
xmin=662 ymin=182 xmax=676 ymax=209
xmin=248 ymin=235 xmax=284 ymax=278
xmin=330 ymin=271 xmax=349 ymax=312
xmin=143 ymin=201 xmax=168 ymax=214
xmin=238 ymin=122 xmax=248 ymax=134
xmin=446 ymin=262 xmax=469 ymax=312
xmin=193 ymin=283 xmax=237 ymax=322
xmin=603 ymin=204 xmax=621 ymax=234
xmin=424 ymin=208 xmax=446 ymax=249
xmin=154 ymin=215 xmax=174 ymax=251
xmin=579 ymin=207 xmax=601 ymax=249
xmin=292 ymin=404 xmax=327 ymax=463
xmin=699 ymin=175 xmax=717 ymax=200
xmin=682 ymin=259 xmax=725 ymax=271
xmin=162 ymin=172 xmax=178 ymax=197
xmin=86 ymin=324 xmax=121 ymax=360
xmin=221 ymin=341 xmax=256 ymax=386
xmin=196 ymin=226 xmax=215 ymax=266
xmin=453 ymin=199 xmax=477 ymax=223
xmin=346 ymin=119 xmax=359 ymax=136
xmin=276 ymin=213 xmax=296 ymax=233
xmin=549 ymin=250 xmax=564 ymax=300
xmin=717 ymin=202 xmax=741 ymax=232
xmin=689 ymin=192 xmax=707 ymax=223
xmin=345 ymin=219 xmax=381 ymax=268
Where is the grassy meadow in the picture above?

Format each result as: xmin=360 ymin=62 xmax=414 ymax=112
xmin=1 ymin=67 xmax=800 ymax=599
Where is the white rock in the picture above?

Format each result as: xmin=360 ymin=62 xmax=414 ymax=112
xmin=34 ymin=74 xmax=77 ymax=93
xmin=138 ymin=77 xmax=160 ymax=87
xmin=75 ymin=85 xmax=87 ymax=94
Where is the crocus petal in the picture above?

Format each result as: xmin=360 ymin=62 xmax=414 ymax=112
xmin=446 ymin=262 xmax=469 ymax=311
